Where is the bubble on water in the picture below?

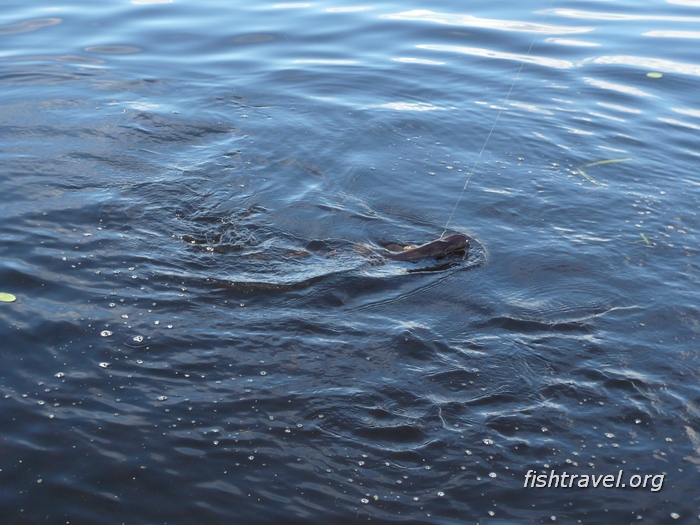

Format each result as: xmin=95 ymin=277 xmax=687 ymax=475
xmin=483 ymin=438 xmax=494 ymax=445
xmin=157 ymin=396 xmax=168 ymax=401
xmin=54 ymin=372 xmax=65 ymax=378
xmin=670 ymin=513 xmax=680 ymax=520
xmin=260 ymin=371 xmax=267 ymax=376
xmin=437 ymin=491 xmax=445 ymax=497
xmin=99 ymin=362 xmax=110 ymax=368
xmin=360 ymin=498 xmax=369 ymax=504
xmin=248 ymin=456 xmax=254 ymax=460
xmin=489 ymin=472 xmax=497 ymax=478
xmin=605 ymin=433 xmax=615 ymax=439
xmin=100 ymin=330 xmax=113 ymax=337
xmin=133 ymin=335 xmax=144 ymax=343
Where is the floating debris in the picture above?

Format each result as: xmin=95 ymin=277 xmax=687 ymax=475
xmin=0 ymin=293 xmax=16 ymax=302
xmin=576 ymin=158 xmax=634 ymax=184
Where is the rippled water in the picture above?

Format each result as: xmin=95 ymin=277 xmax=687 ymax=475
xmin=1 ymin=0 xmax=699 ymax=523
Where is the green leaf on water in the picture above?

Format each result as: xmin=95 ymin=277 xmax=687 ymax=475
xmin=640 ymin=233 xmax=651 ymax=246
xmin=0 ymin=292 xmax=16 ymax=302
xmin=647 ymin=72 xmax=663 ymax=79
xmin=581 ymin=158 xmax=634 ymax=169
xmin=576 ymin=168 xmax=597 ymax=184
xmin=576 ymin=158 xmax=634 ymax=184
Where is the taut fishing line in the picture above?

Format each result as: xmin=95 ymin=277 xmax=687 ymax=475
xmin=440 ymin=5 xmax=553 ymax=239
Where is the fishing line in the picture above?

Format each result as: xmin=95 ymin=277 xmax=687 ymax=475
xmin=441 ymin=5 xmax=553 ymax=238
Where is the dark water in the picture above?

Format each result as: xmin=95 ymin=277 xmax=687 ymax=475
xmin=1 ymin=1 xmax=699 ymax=523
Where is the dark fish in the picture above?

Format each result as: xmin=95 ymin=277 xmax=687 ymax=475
xmin=384 ymin=234 xmax=468 ymax=261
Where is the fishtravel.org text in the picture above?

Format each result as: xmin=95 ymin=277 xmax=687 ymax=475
xmin=524 ymin=470 xmax=664 ymax=492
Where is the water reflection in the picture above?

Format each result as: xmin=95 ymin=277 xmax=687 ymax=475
xmin=592 ymin=55 xmax=700 ymax=76
xmin=383 ymin=10 xmax=593 ymax=34
xmin=273 ymin=3 xmax=311 ymax=8
xmin=326 ymin=6 xmax=373 ymax=13
xmin=583 ymin=77 xmax=654 ymax=97
xmin=597 ymin=102 xmax=642 ymax=114
xmin=0 ymin=17 xmax=61 ymax=35
xmin=658 ymin=117 xmax=700 ymax=130
xmin=85 ymin=45 xmax=142 ymax=54
xmin=379 ymin=102 xmax=444 ymax=111
xmin=392 ymin=57 xmax=444 ymax=65
xmin=643 ymin=30 xmax=700 ymax=38
xmin=544 ymin=38 xmax=600 ymax=47
xmin=544 ymin=9 xmax=700 ymax=22
xmin=417 ymin=44 xmax=575 ymax=69
xmin=672 ymin=107 xmax=700 ymax=118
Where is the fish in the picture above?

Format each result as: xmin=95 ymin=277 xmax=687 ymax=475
xmin=383 ymin=234 xmax=468 ymax=261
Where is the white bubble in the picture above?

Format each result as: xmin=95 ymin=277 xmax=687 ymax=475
xmin=99 ymin=362 xmax=110 ymax=368
xmin=100 ymin=330 xmax=113 ymax=337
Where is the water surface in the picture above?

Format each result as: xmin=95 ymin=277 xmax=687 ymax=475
xmin=1 ymin=0 xmax=698 ymax=523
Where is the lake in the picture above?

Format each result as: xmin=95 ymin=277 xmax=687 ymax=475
xmin=0 ymin=0 xmax=698 ymax=523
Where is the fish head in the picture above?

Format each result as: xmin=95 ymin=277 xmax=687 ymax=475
xmin=442 ymin=234 xmax=469 ymax=253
